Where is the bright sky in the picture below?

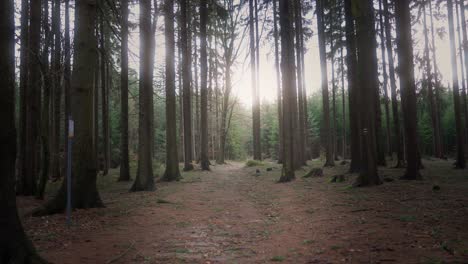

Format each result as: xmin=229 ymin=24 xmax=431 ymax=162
xmin=13 ymin=1 xmax=463 ymax=108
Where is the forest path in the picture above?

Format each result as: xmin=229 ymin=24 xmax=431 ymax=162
xmin=23 ymin=160 xmax=468 ymax=263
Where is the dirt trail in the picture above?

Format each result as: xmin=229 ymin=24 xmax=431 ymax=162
xmin=21 ymin=160 xmax=468 ymax=263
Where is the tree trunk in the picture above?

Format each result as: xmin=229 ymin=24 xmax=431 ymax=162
xmin=100 ymin=14 xmax=109 ymax=176
xmin=17 ymin=0 xmax=30 ymax=194
xmin=119 ymin=0 xmax=131 ymax=181
xmin=131 ymin=0 xmax=156 ymax=189
xmin=429 ymin=0 xmax=444 ymax=158
xmin=0 ymin=0 xmax=46 ymax=260
xmin=273 ymin=0 xmax=283 ymax=163
xmin=63 ymin=0 xmax=72 ymax=182
xmin=383 ymin=0 xmax=405 ymax=167
xmin=199 ymin=0 xmax=210 ymax=170
xmin=456 ymin=0 xmax=468 ymax=145
xmin=395 ymin=0 xmax=422 ymax=179
xmin=33 ymin=0 xmax=104 ymax=216
xmin=353 ymin=0 xmax=381 ymax=187
xmin=379 ymin=0 xmax=392 ymax=158
xmin=23 ymin=0 xmax=42 ymax=196
xmin=37 ymin=0 xmax=52 ymax=200
xmin=295 ymin=0 xmax=306 ymax=166
xmin=278 ymin=0 xmax=296 ymax=182
xmin=317 ymin=0 xmax=334 ymax=167
xmin=181 ymin=0 xmax=194 ymax=171
xmin=162 ymin=0 xmax=183 ymax=181
xmin=345 ymin=0 xmax=360 ymax=173
xmin=447 ymin=0 xmax=467 ymax=169
xmin=50 ymin=0 xmax=62 ymax=181
xmin=423 ymin=1 xmax=441 ymax=158
xmin=249 ymin=0 xmax=262 ymax=161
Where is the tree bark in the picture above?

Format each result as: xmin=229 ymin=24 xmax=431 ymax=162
xmin=456 ymin=0 xmax=468 ymax=146
xmin=344 ymin=0 xmax=360 ymax=173
xmin=200 ymin=0 xmax=210 ymax=170
xmin=317 ymin=0 xmax=334 ymax=167
xmin=50 ymin=0 xmax=62 ymax=181
xmin=278 ymin=0 xmax=296 ymax=182
xmin=295 ymin=0 xmax=306 ymax=166
xmin=395 ymin=0 xmax=422 ymax=179
xmin=23 ymin=0 xmax=42 ymax=196
xmin=17 ymin=0 xmax=30 ymax=194
xmin=273 ymin=0 xmax=283 ymax=163
xmin=131 ymin=0 xmax=156 ymax=189
xmin=353 ymin=0 xmax=381 ymax=187
xmin=119 ymin=0 xmax=131 ymax=181
xmin=0 ymin=0 xmax=47 ymax=260
xmin=33 ymin=0 xmax=104 ymax=215
xmin=447 ymin=0 xmax=467 ymax=169
xmin=383 ymin=0 xmax=405 ymax=167
xmin=181 ymin=0 xmax=194 ymax=171
xmin=162 ymin=0 xmax=183 ymax=181
xmin=100 ymin=12 xmax=110 ymax=176
xmin=423 ymin=1 xmax=442 ymax=158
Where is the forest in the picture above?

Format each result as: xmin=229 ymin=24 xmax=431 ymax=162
xmin=1 ymin=0 xmax=468 ymax=263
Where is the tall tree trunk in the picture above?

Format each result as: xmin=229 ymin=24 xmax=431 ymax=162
xmin=379 ymin=0 xmax=392 ymax=157
xmin=23 ymin=0 xmax=42 ymax=196
xmin=33 ymin=0 xmax=105 ymax=216
xmin=249 ymin=0 xmax=262 ymax=161
xmin=162 ymin=0 xmax=183 ymax=181
xmin=181 ymin=0 xmax=194 ymax=171
xmin=273 ymin=0 xmax=283 ymax=163
xmin=447 ymin=0 xmax=467 ymax=169
xmin=353 ymin=0 xmax=381 ymax=186
xmin=330 ymin=17 xmax=337 ymax=161
xmin=17 ymin=0 xmax=30 ymax=194
xmin=64 ymin=0 xmax=72 ymax=183
xmin=460 ymin=0 xmax=468 ymax=134
xmin=456 ymin=0 xmax=468 ymax=144
xmin=340 ymin=38 xmax=346 ymax=160
xmin=278 ymin=0 xmax=296 ymax=182
xmin=0 ymin=0 xmax=46 ymax=259
xmin=317 ymin=0 xmax=334 ymax=167
xmin=429 ymin=0 xmax=444 ymax=158
xmin=131 ymin=0 xmax=156 ymax=189
xmin=395 ymin=0 xmax=422 ymax=179
xmin=51 ymin=0 xmax=62 ymax=181
xmin=37 ymin=0 xmax=51 ymax=199
xmin=100 ymin=13 xmax=110 ymax=176
xmin=345 ymin=0 xmax=360 ymax=173
xmin=254 ymin=0 xmax=262 ymax=161
xmin=119 ymin=0 xmax=131 ymax=181
xmin=200 ymin=0 xmax=210 ymax=170
xmin=423 ymin=1 xmax=441 ymax=158
xmin=295 ymin=0 xmax=306 ymax=165
xmin=383 ymin=0 xmax=405 ymax=167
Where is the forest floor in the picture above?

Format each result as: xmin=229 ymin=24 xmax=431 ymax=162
xmin=18 ymin=159 xmax=468 ymax=264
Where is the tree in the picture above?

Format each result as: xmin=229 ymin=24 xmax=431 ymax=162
xmin=353 ymin=0 xmax=381 ymax=186
xmin=162 ymin=0 xmax=183 ymax=181
xmin=100 ymin=10 xmax=110 ymax=176
xmin=200 ymin=0 xmax=210 ymax=170
xmin=422 ymin=0 xmax=442 ymax=159
xmin=119 ymin=0 xmax=131 ymax=181
xmin=383 ymin=0 xmax=405 ymax=167
xmin=249 ymin=0 xmax=261 ymax=161
xmin=34 ymin=0 xmax=104 ymax=216
xmin=131 ymin=0 xmax=156 ymax=190
xmin=316 ymin=0 xmax=334 ymax=167
xmin=344 ymin=0 xmax=360 ymax=173
xmin=278 ymin=0 xmax=296 ymax=182
xmin=394 ymin=0 xmax=422 ymax=179
xmin=181 ymin=0 xmax=194 ymax=171
xmin=0 ymin=0 xmax=46 ymax=261
xmin=272 ymin=0 xmax=283 ymax=164
xmin=456 ymin=0 xmax=468 ymax=144
xmin=295 ymin=0 xmax=306 ymax=166
xmin=447 ymin=0 xmax=466 ymax=169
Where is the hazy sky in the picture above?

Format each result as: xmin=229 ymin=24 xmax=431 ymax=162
xmin=13 ymin=1 xmax=464 ymax=108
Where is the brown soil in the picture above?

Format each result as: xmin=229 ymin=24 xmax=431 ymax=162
xmin=19 ymin=159 xmax=468 ymax=263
